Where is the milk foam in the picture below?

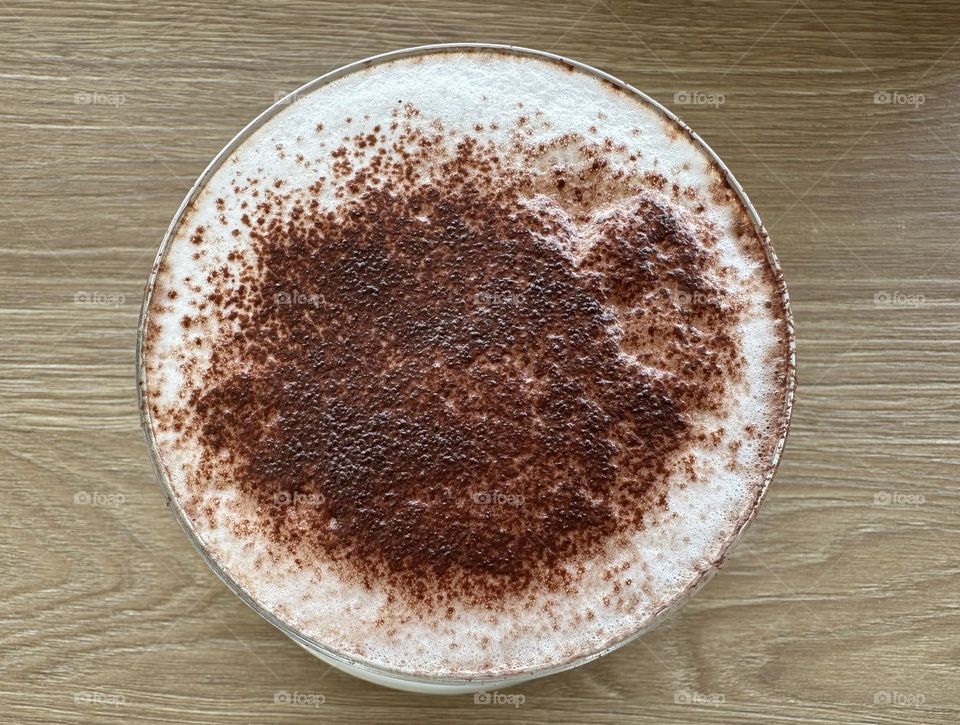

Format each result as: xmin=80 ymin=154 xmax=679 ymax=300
xmin=142 ymin=48 xmax=793 ymax=679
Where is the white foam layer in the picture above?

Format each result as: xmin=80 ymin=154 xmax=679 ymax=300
xmin=142 ymin=48 xmax=792 ymax=679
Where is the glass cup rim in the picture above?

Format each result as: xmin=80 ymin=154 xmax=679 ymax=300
xmin=136 ymin=42 xmax=798 ymax=687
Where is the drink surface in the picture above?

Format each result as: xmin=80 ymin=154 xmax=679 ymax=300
xmin=141 ymin=47 xmax=793 ymax=679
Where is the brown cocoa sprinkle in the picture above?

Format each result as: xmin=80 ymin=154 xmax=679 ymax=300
xmin=157 ymin=118 xmax=745 ymax=613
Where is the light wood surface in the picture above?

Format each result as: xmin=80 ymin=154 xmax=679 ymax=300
xmin=2 ymin=1 xmax=958 ymax=723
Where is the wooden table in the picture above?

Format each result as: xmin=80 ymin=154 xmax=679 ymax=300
xmin=2 ymin=1 xmax=957 ymax=722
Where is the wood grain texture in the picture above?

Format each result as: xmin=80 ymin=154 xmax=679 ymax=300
xmin=1 ymin=1 xmax=958 ymax=722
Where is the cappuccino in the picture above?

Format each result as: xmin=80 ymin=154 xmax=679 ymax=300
xmin=140 ymin=46 xmax=794 ymax=687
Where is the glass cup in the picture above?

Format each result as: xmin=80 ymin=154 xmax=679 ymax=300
xmin=137 ymin=42 xmax=797 ymax=694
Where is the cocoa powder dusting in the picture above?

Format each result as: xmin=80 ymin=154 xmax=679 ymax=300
xmin=158 ymin=116 xmax=744 ymax=611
